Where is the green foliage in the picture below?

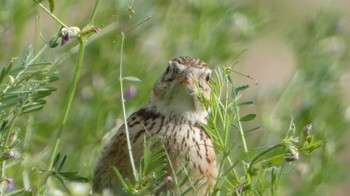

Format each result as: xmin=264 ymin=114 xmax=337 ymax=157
xmin=0 ymin=0 xmax=349 ymax=195
xmin=200 ymin=67 xmax=324 ymax=195
xmin=113 ymin=135 xmax=167 ymax=195
xmin=0 ymin=47 xmax=57 ymax=116
xmin=112 ymin=134 xmax=203 ymax=195
xmin=45 ymin=153 xmax=88 ymax=193
xmin=0 ymin=46 xmax=58 ymax=194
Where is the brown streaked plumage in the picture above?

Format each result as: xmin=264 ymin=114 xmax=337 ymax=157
xmin=93 ymin=56 xmax=217 ymax=195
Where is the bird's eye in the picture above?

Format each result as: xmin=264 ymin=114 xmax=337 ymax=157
xmin=205 ymin=72 xmax=211 ymax=82
xmin=163 ymin=66 xmax=175 ymax=81
xmin=165 ymin=66 xmax=170 ymax=75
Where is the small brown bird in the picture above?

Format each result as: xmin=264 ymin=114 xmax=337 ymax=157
xmin=93 ymin=56 xmax=217 ymax=195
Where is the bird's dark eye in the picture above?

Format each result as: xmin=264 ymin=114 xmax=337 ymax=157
xmin=163 ymin=66 xmax=177 ymax=82
xmin=205 ymin=72 xmax=211 ymax=82
xmin=165 ymin=66 xmax=170 ymax=75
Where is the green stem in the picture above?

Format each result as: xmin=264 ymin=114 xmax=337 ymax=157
xmin=33 ymin=0 xmax=99 ymax=193
xmin=28 ymin=45 xmax=48 ymax=65
xmin=54 ymin=38 xmax=85 ymax=166
xmin=0 ymin=115 xmax=16 ymax=193
xmin=119 ymin=32 xmax=138 ymax=182
xmin=32 ymin=0 xmax=67 ymax=28
xmin=89 ymin=0 xmax=101 ymax=24
xmin=1 ymin=105 xmax=26 ymax=192
xmin=274 ymin=160 xmax=285 ymax=193
xmin=39 ymin=38 xmax=85 ymax=191
xmin=232 ymin=88 xmax=249 ymax=159
xmin=3 ymin=114 xmax=17 ymax=149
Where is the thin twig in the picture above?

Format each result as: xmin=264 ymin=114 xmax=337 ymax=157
xmin=125 ymin=16 xmax=152 ymax=35
xmin=89 ymin=0 xmax=101 ymax=24
xmin=32 ymin=0 xmax=67 ymax=28
xmin=119 ymin=32 xmax=138 ymax=182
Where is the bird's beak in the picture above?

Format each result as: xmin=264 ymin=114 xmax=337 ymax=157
xmin=175 ymin=69 xmax=192 ymax=85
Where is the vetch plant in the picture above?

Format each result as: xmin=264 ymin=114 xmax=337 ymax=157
xmin=0 ymin=1 xmax=333 ymax=195
xmin=198 ymin=66 xmax=325 ymax=195
xmin=0 ymin=46 xmax=59 ymax=194
xmin=32 ymin=0 xmax=102 ymax=194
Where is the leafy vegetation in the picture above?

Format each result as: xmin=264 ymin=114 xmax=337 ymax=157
xmin=0 ymin=0 xmax=349 ymax=195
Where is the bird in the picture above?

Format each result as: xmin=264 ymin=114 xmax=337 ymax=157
xmin=92 ymin=56 xmax=217 ymax=195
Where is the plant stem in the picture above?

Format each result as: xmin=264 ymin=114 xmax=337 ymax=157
xmin=0 ymin=120 xmax=13 ymax=193
xmin=32 ymin=0 xmax=67 ymax=28
xmin=1 ymin=113 xmax=20 ymax=193
xmin=119 ymin=32 xmax=138 ymax=182
xmin=39 ymin=38 xmax=85 ymax=191
xmin=32 ymin=0 xmax=100 ymax=193
xmin=89 ymin=0 xmax=101 ymax=24
xmin=232 ymin=89 xmax=249 ymax=160
xmin=54 ymin=37 xmax=85 ymax=166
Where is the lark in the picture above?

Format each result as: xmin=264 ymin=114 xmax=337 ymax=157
xmin=93 ymin=56 xmax=217 ymax=195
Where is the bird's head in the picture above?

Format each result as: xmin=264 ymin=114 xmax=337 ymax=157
xmin=150 ymin=56 xmax=212 ymax=120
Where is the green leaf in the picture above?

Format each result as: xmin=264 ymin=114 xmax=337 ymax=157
xmin=1 ymin=85 xmax=22 ymax=94
xmin=220 ymin=161 xmax=239 ymax=178
xmin=0 ymin=61 xmax=13 ymax=84
xmin=225 ymin=74 xmax=233 ymax=84
xmin=123 ymin=76 xmax=141 ymax=82
xmin=8 ymin=138 xmax=21 ymax=149
xmin=245 ymin=126 xmax=261 ymax=134
xmin=113 ymin=167 xmax=129 ymax=190
xmin=48 ymin=0 xmax=55 ymax=13
xmin=231 ymin=124 xmax=238 ymax=129
xmin=0 ymin=94 xmax=19 ymax=103
xmin=252 ymin=154 xmax=285 ymax=172
xmin=48 ymin=36 xmax=59 ymax=48
xmin=181 ymin=178 xmax=199 ymax=195
xmin=58 ymin=171 xmax=89 ymax=182
xmin=20 ymin=101 xmax=46 ymax=114
xmin=22 ymin=46 xmax=34 ymax=67
xmin=43 ymin=75 xmax=59 ymax=83
xmin=142 ymin=135 xmax=166 ymax=181
xmin=0 ymin=120 xmax=8 ymax=132
xmin=52 ymin=153 xmax=61 ymax=168
xmin=238 ymin=101 xmax=254 ymax=106
xmin=16 ymin=74 xmax=36 ymax=84
xmin=30 ymin=87 xmax=56 ymax=100
xmin=240 ymin=114 xmax=256 ymax=122
xmin=178 ymin=171 xmax=192 ymax=187
xmin=9 ymin=66 xmax=25 ymax=76
xmin=0 ymin=98 xmax=19 ymax=111
xmin=30 ymin=93 xmax=53 ymax=101
xmin=28 ymin=63 xmax=52 ymax=67
xmin=302 ymin=140 xmax=325 ymax=155
xmin=53 ymin=175 xmax=70 ymax=192
xmin=271 ymin=167 xmax=277 ymax=195
xmin=57 ymin=154 xmax=67 ymax=172
xmin=234 ymin=85 xmax=249 ymax=94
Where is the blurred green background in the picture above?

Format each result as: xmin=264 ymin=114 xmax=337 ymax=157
xmin=1 ymin=0 xmax=350 ymax=195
